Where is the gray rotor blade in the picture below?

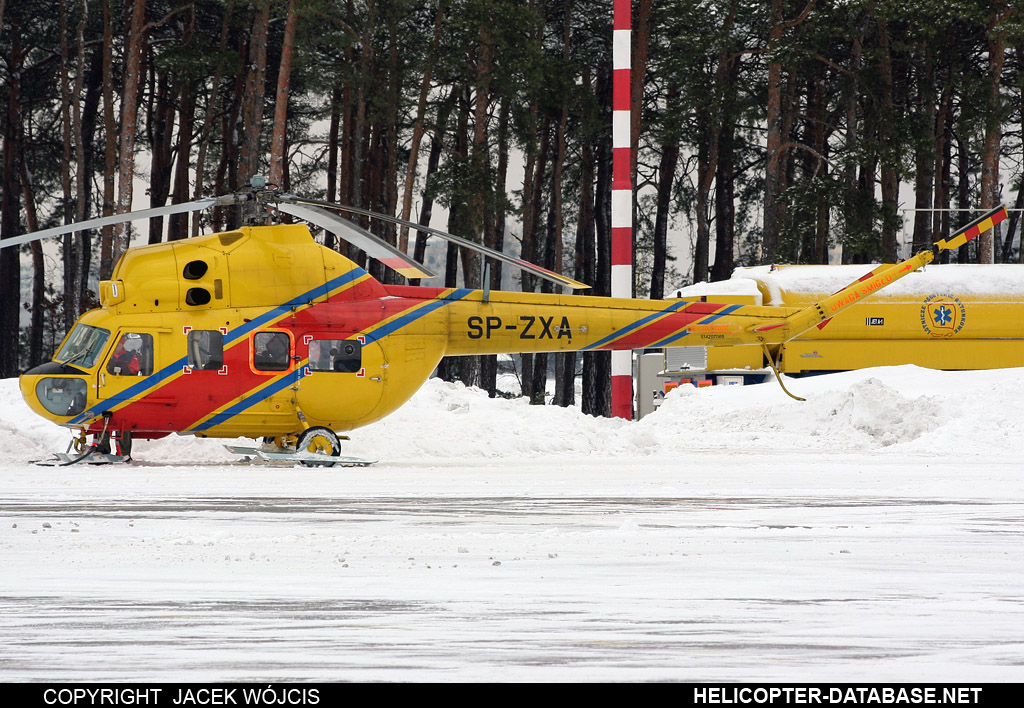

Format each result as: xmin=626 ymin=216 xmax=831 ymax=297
xmin=0 ymin=197 xmax=221 ymax=250
xmin=279 ymin=195 xmax=590 ymax=291
xmin=276 ymin=201 xmax=436 ymax=279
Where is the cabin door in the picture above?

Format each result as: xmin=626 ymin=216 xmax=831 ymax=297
xmin=295 ymin=333 xmax=388 ymax=428
xmin=97 ymin=330 xmax=158 ymax=403
xmin=94 ymin=329 xmax=179 ymax=434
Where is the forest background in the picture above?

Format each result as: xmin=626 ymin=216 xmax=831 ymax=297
xmin=0 ymin=0 xmax=1021 ymax=417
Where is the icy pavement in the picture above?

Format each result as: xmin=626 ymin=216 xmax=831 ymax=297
xmin=1 ymin=368 xmax=1023 ymax=681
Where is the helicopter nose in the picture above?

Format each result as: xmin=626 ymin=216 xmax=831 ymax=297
xmin=20 ymin=362 xmax=90 ymax=420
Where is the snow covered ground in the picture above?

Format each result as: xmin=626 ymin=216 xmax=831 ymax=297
xmin=1 ymin=365 xmax=1023 ymax=682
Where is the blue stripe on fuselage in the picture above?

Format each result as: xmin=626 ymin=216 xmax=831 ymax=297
xmin=648 ymin=304 xmax=744 ymax=349
xmin=68 ymin=268 xmax=369 ymax=426
xmin=581 ymin=300 xmax=691 ymax=351
xmin=361 ymin=288 xmax=473 ymax=345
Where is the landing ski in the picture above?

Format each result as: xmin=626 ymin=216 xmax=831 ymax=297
xmin=224 ymin=444 xmax=375 ymax=467
xmin=34 ymin=452 xmax=132 ymax=466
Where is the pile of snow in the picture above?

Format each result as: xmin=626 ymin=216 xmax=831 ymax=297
xmin=354 ymin=365 xmax=1024 ymax=460
xmin=686 ymin=263 xmax=1024 ymax=306
xmin=4 ymin=364 xmax=1020 ymax=464
xmin=672 ymin=277 xmax=762 ymax=303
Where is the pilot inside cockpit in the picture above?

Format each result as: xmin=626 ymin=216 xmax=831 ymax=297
xmin=108 ymin=333 xmax=145 ymax=375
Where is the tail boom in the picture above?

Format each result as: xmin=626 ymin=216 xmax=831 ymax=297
xmin=436 ymin=213 xmax=1005 ymax=358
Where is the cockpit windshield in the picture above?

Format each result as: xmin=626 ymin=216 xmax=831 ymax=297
xmin=55 ymin=324 xmax=110 ymax=368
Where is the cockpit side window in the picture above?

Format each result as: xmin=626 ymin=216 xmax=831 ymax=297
xmin=55 ymin=324 xmax=110 ymax=368
xmin=106 ymin=332 xmax=154 ymax=376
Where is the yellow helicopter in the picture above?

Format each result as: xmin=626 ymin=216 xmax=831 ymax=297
xmin=3 ymin=181 xmax=1006 ymax=466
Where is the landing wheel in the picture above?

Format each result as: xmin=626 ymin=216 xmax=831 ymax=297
xmin=93 ymin=431 xmax=111 ymax=455
xmin=296 ymin=427 xmax=341 ymax=467
xmin=116 ymin=431 xmax=133 ymax=457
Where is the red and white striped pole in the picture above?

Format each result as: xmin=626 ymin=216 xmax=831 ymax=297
xmin=611 ymin=0 xmax=633 ymax=420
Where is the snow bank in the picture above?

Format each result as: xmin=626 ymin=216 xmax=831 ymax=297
xmin=4 ymin=362 xmax=1020 ymax=464
xmin=676 ymin=264 xmax=1024 ymax=306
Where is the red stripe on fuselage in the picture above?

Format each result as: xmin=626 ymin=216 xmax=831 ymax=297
xmin=89 ymin=337 xmax=275 ymax=436
xmin=598 ymin=302 xmax=722 ymax=350
xmin=91 ymin=282 xmax=430 ymax=436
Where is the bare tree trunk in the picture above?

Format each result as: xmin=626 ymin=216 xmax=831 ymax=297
xmin=712 ymin=121 xmax=738 ymax=276
xmin=147 ymin=70 xmax=174 ymax=244
xmin=238 ymin=3 xmax=270 ymax=190
xmin=0 ymin=16 xmax=23 ymax=377
xmin=552 ymin=5 xmax=574 ymax=407
xmin=169 ymin=7 xmax=197 ymax=242
xmin=981 ymin=3 xmax=1009 ymax=263
xmin=380 ymin=10 xmax=402 ymax=284
xmin=100 ymin=0 xmax=117 ymax=276
xmin=694 ymin=118 xmax=717 ymax=282
xmin=461 ymin=29 xmax=493 ymax=389
xmin=106 ymin=0 xmax=189 ymax=247
xmin=631 ymin=0 xmax=651 ymax=181
xmin=269 ymin=0 xmax=298 ymax=188
xmin=956 ymin=129 xmax=972 ymax=263
xmin=762 ymin=0 xmax=785 ymax=263
xmin=338 ymin=0 xmax=358 ymax=237
xmin=480 ymin=99 xmax=510 ymax=397
xmin=411 ymin=87 xmax=456 ymax=285
xmin=577 ymin=65 xmax=603 ymax=416
xmin=841 ymin=17 xmax=864 ymax=264
xmin=763 ymin=0 xmax=816 ymax=263
xmin=191 ymin=1 xmax=233 ymax=235
xmin=113 ymin=0 xmax=148 ymax=266
xmin=650 ymin=126 xmax=678 ymax=299
xmin=586 ymin=64 xmax=614 ymax=418
xmin=877 ymin=17 xmax=898 ymax=261
xmin=712 ymin=37 xmax=740 ymax=277
xmin=215 ymin=40 xmax=245 ymax=230
xmin=351 ymin=0 xmax=377 ymax=217
xmin=399 ymin=0 xmax=445 ymax=254
xmin=59 ymin=1 xmax=77 ymax=330
xmin=71 ymin=1 xmax=90 ymax=310
xmin=56 ymin=0 xmax=91 ymax=323
xmin=934 ymin=78 xmax=953 ymax=262
xmin=521 ymin=115 xmax=551 ymax=404
xmin=324 ymin=87 xmax=342 ymax=249
xmin=911 ymin=45 xmax=937 ymax=254
xmin=436 ymin=89 xmax=470 ymax=385
xmin=1019 ymin=41 xmax=1024 ymax=264
xmin=19 ymin=158 xmax=45 ymax=367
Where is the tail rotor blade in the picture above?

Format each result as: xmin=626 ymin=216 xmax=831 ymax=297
xmin=934 ymin=205 xmax=1008 ymax=252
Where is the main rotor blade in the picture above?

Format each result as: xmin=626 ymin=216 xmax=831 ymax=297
xmin=280 ymin=195 xmax=590 ymax=291
xmin=275 ymin=200 xmax=435 ymax=280
xmin=0 ymin=198 xmax=221 ymax=250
